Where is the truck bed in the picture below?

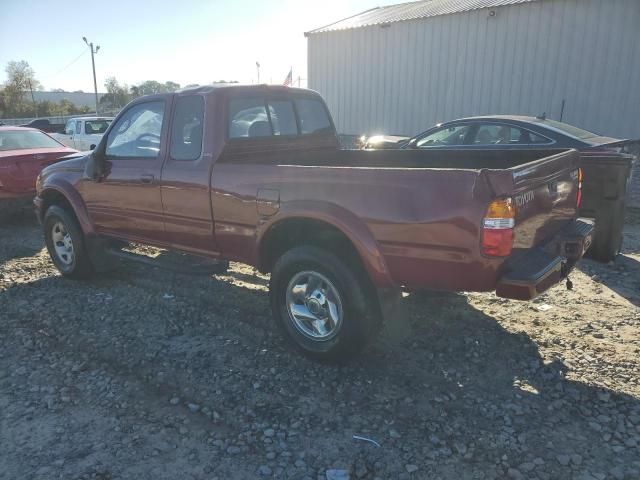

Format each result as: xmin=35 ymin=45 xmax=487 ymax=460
xmin=213 ymin=147 xmax=581 ymax=292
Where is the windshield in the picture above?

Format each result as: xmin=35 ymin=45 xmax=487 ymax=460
xmin=0 ymin=130 xmax=62 ymax=151
xmin=539 ymin=119 xmax=599 ymax=140
xmin=85 ymin=120 xmax=112 ymax=134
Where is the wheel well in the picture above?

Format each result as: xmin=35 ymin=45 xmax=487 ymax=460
xmin=259 ymin=218 xmax=365 ymax=275
xmin=40 ymin=190 xmax=73 ymax=219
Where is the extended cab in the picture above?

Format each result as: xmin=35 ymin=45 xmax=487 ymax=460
xmin=35 ymin=85 xmax=593 ymax=361
xmin=51 ymin=116 xmax=113 ymax=151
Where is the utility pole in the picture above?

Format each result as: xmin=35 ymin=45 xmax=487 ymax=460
xmin=27 ymin=78 xmax=37 ymax=117
xmin=83 ymin=37 xmax=100 ymax=114
xmin=256 ymin=61 xmax=260 ymax=84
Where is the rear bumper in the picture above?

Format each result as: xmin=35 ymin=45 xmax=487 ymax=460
xmin=496 ymin=219 xmax=594 ymax=300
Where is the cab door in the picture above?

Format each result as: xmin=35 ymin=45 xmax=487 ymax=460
xmin=159 ymin=94 xmax=220 ymax=256
xmin=82 ymin=98 xmax=169 ymax=243
xmin=60 ymin=120 xmax=77 ymax=148
xmin=74 ymin=120 xmax=88 ymax=150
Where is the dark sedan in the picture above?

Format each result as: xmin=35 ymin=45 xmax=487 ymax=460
xmin=365 ymin=115 xmax=630 ymax=152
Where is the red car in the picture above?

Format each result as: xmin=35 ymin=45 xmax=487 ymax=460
xmin=0 ymin=126 xmax=77 ymax=212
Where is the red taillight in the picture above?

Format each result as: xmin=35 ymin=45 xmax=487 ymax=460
xmin=576 ymin=168 xmax=583 ymax=208
xmin=482 ymin=198 xmax=515 ymax=257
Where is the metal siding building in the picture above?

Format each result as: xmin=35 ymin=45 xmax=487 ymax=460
xmin=307 ymin=0 xmax=640 ymax=139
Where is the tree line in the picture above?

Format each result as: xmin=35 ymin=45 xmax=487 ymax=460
xmin=0 ymin=60 xmax=236 ymax=118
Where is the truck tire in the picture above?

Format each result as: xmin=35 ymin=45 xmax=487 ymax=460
xmin=269 ymin=246 xmax=381 ymax=362
xmin=44 ymin=205 xmax=95 ymax=279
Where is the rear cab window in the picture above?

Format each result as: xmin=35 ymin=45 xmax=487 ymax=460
xmin=294 ymin=98 xmax=332 ymax=135
xmin=170 ymin=95 xmax=205 ymax=161
xmin=228 ymin=94 xmax=333 ymax=139
xmin=229 ymin=98 xmax=271 ymax=138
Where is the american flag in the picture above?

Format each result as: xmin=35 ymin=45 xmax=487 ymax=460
xmin=283 ymin=68 xmax=292 ymax=87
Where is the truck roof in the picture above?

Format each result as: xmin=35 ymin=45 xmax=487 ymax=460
xmin=176 ymin=84 xmax=321 ymax=97
xmin=69 ymin=116 xmax=114 ymax=121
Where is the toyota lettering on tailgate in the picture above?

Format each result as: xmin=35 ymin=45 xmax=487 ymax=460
xmin=515 ymin=191 xmax=535 ymax=208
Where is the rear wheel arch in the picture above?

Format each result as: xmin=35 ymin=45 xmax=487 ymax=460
xmin=257 ymin=216 xmax=384 ymax=285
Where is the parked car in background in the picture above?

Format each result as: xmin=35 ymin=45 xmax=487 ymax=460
xmin=51 ymin=116 xmax=113 ymax=151
xmin=18 ymin=118 xmax=64 ymax=134
xmin=364 ymin=115 xmax=630 ymax=151
xmin=365 ymin=116 xmax=636 ymax=261
xmin=35 ymin=86 xmax=592 ymax=361
xmin=0 ymin=126 xmax=77 ymax=214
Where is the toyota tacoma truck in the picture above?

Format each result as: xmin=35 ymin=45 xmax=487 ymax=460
xmin=35 ymin=85 xmax=593 ymax=361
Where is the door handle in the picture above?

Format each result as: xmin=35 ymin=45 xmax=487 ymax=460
xmin=140 ymin=174 xmax=155 ymax=184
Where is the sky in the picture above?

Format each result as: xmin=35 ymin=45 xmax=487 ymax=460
xmin=0 ymin=0 xmax=394 ymax=92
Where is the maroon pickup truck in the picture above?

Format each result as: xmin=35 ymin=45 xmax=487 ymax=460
xmin=35 ymin=85 xmax=593 ymax=361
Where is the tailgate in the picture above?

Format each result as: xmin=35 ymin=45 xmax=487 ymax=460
xmin=485 ymin=149 xmax=581 ymax=250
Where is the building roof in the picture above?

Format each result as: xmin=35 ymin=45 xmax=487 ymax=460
xmin=26 ymin=91 xmax=106 ymax=108
xmin=306 ymin=0 xmax=540 ymax=34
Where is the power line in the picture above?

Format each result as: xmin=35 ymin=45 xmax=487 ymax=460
xmin=41 ymin=49 xmax=88 ymax=83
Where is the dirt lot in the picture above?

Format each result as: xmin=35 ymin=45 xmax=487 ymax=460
xmin=1 ymin=214 xmax=639 ymax=480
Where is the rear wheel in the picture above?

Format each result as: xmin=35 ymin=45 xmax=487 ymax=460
xmin=44 ymin=205 xmax=94 ymax=278
xmin=269 ymin=246 xmax=381 ymax=362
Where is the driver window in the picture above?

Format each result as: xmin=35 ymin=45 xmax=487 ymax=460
xmin=65 ymin=120 xmax=75 ymax=135
xmin=106 ymin=101 xmax=165 ymax=158
xmin=416 ymin=125 xmax=470 ymax=148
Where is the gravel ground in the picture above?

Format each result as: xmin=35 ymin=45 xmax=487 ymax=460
xmin=1 ymin=214 xmax=639 ymax=480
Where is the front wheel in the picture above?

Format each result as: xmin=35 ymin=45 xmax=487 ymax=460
xmin=269 ymin=246 xmax=381 ymax=362
xmin=44 ymin=205 xmax=94 ymax=278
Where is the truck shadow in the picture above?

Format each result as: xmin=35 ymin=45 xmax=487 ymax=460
xmin=579 ymin=254 xmax=640 ymax=307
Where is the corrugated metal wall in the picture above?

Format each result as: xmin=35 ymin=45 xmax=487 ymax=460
xmin=308 ymin=0 xmax=640 ymax=139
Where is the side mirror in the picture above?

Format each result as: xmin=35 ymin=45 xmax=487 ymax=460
xmin=89 ymin=144 xmax=96 ymax=151
xmin=83 ymin=151 xmax=106 ymax=181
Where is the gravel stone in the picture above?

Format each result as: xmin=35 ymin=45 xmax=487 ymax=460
xmin=259 ymin=465 xmax=272 ymax=476
xmin=405 ymin=464 xmax=419 ymax=473
xmin=325 ymin=469 xmax=350 ymax=480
